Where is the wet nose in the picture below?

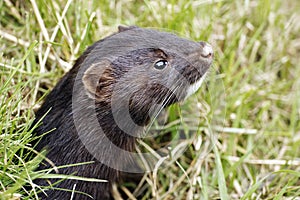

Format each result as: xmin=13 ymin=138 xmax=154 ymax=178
xmin=199 ymin=41 xmax=214 ymax=58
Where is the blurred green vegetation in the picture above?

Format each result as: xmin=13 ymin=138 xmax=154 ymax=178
xmin=0 ymin=0 xmax=299 ymax=199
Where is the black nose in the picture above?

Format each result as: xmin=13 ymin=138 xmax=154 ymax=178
xmin=199 ymin=41 xmax=214 ymax=58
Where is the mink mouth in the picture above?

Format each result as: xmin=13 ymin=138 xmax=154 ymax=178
xmin=185 ymin=72 xmax=208 ymax=99
xmin=181 ymin=60 xmax=211 ymax=98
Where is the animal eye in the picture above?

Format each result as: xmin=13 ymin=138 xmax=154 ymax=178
xmin=154 ymin=60 xmax=168 ymax=70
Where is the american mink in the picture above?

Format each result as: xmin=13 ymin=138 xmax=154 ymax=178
xmin=33 ymin=26 xmax=213 ymax=199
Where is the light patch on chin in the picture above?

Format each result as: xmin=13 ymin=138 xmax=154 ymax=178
xmin=185 ymin=73 xmax=207 ymax=99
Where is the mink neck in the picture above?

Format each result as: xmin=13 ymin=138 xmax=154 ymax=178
xmin=95 ymin=101 xmax=147 ymax=150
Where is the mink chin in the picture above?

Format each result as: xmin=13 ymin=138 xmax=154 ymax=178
xmin=32 ymin=26 xmax=213 ymax=200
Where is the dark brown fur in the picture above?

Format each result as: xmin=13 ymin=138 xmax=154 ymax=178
xmin=33 ymin=26 xmax=213 ymax=199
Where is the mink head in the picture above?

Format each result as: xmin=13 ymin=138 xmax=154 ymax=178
xmin=81 ymin=26 xmax=213 ymax=127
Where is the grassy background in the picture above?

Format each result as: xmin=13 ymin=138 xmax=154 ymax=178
xmin=1 ymin=0 xmax=300 ymax=199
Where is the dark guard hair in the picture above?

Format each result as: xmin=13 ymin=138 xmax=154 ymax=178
xmin=32 ymin=26 xmax=213 ymax=199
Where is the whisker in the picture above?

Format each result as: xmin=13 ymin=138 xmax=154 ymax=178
xmin=144 ymin=78 xmax=185 ymax=135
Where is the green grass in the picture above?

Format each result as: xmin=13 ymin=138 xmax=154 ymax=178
xmin=1 ymin=0 xmax=300 ymax=199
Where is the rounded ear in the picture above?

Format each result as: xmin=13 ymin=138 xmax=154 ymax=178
xmin=82 ymin=60 xmax=113 ymax=100
xmin=118 ymin=25 xmax=139 ymax=32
